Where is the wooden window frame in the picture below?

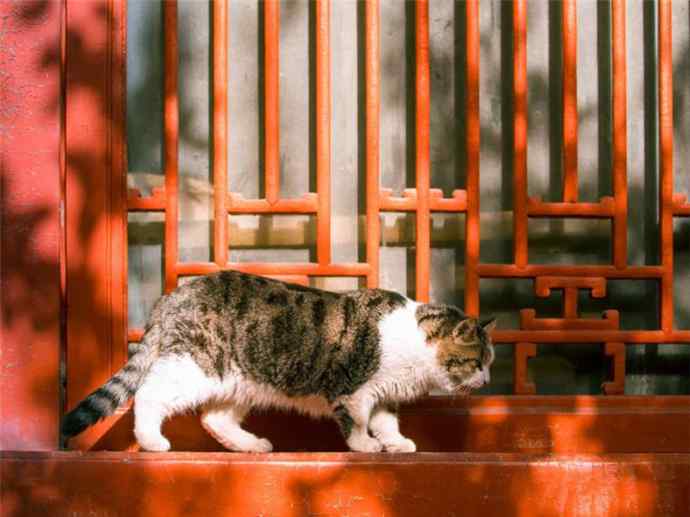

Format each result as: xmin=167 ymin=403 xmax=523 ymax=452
xmin=4 ymin=0 xmax=686 ymax=452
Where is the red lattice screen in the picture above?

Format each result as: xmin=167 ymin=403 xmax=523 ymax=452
xmin=124 ymin=0 xmax=690 ymax=398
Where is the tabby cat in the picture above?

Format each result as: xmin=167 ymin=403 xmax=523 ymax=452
xmin=62 ymin=271 xmax=495 ymax=452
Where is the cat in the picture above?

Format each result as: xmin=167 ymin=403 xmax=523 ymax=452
xmin=61 ymin=270 xmax=496 ymax=453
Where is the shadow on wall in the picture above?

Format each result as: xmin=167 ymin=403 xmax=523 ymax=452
xmin=2 ymin=0 xmax=126 ymax=448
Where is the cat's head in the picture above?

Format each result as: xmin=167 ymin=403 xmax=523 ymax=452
xmin=416 ymin=305 xmax=496 ymax=394
xmin=436 ymin=317 xmax=496 ymax=395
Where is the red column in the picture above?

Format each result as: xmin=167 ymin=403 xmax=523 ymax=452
xmin=64 ymin=0 xmax=128 ymax=450
xmin=1 ymin=0 xmax=63 ymax=450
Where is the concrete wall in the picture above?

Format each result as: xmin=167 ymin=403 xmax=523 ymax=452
xmin=126 ymin=0 xmax=689 ymax=395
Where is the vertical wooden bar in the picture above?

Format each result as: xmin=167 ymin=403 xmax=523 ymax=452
xmin=612 ymin=0 xmax=627 ymax=269
xmin=562 ymin=0 xmax=578 ymax=203
xmin=658 ymin=0 xmax=673 ymax=332
xmin=264 ymin=0 xmax=280 ymax=205
xmin=64 ymin=0 xmax=128 ymax=450
xmin=514 ymin=342 xmax=537 ymax=394
xmin=603 ymin=342 xmax=626 ymax=395
xmin=110 ymin=0 xmax=128 ymax=374
xmin=513 ymin=0 xmax=528 ymax=268
xmin=563 ymin=287 xmax=578 ymax=319
xmin=213 ymin=0 xmax=228 ymax=267
xmin=316 ymin=0 xmax=331 ymax=265
xmin=365 ymin=0 xmax=381 ymax=288
xmin=415 ymin=0 xmax=431 ymax=302
xmin=164 ymin=0 xmax=179 ymax=293
xmin=464 ymin=0 xmax=480 ymax=317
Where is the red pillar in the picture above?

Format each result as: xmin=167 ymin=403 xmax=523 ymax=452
xmin=0 ymin=0 xmax=63 ymax=450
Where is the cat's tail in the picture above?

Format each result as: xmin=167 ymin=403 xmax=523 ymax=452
xmin=61 ymin=335 xmax=159 ymax=439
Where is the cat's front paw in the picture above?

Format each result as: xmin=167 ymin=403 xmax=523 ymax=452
xmin=246 ymin=437 xmax=273 ymax=453
xmin=137 ymin=435 xmax=171 ymax=452
xmin=347 ymin=434 xmax=383 ymax=453
xmin=383 ymin=437 xmax=416 ymax=453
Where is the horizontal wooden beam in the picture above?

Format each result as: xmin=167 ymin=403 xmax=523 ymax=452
xmin=3 ymin=451 xmax=689 ymax=516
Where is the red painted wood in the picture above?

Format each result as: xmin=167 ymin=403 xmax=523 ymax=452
xmin=365 ymin=0 xmax=381 ymax=289
xmin=603 ymin=343 xmax=626 ymax=395
xmin=64 ymin=0 xmax=128 ymax=450
xmin=519 ymin=309 xmax=620 ymax=331
xmin=527 ymin=198 xmax=616 ymax=218
xmin=512 ymin=0 xmax=528 ymax=268
xmin=163 ymin=0 xmax=179 ymax=293
xmin=611 ymin=0 xmax=628 ymax=268
xmin=672 ymin=193 xmax=690 ymax=216
xmin=3 ymin=451 xmax=689 ymax=516
xmin=658 ymin=0 xmax=674 ymax=333
xmin=175 ymin=261 xmax=371 ymax=277
xmin=562 ymin=0 xmax=578 ymax=203
xmin=263 ymin=0 xmax=280 ymax=205
xmin=378 ymin=188 xmax=467 ymax=212
xmin=226 ymin=192 xmax=317 ymax=214
xmin=212 ymin=0 xmax=228 ymax=268
xmin=414 ymin=0 xmax=431 ymax=302
xmin=495 ymin=330 xmax=690 ymax=344
xmin=478 ymin=264 xmax=666 ymax=278
xmin=365 ymin=0 xmax=470 ymax=294
xmin=315 ymin=0 xmax=331 ymax=266
xmin=534 ymin=276 xmax=607 ymax=298
xmin=513 ymin=344 xmax=537 ymax=394
xmin=118 ymin=0 xmax=471 ymax=308
xmin=0 ymin=0 xmax=62 ymax=450
xmin=464 ymin=0 xmax=480 ymax=317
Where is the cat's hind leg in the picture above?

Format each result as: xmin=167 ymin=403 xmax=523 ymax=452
xmin=333 ymin=395 xmax=382 ymax=453
xmin=133 ymin=400 xmax=170 ymax=452
xmin=134 ymin=382 xmax=175 ymax=452
xmin=201 ymin=404 xmax=273 ymax=453
xmin=369 ymin=406 xmax=416 ymax=453
xmin=134 ymin=355 xmax=219 ymax=452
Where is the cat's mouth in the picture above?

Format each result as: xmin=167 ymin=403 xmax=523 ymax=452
xmin=453 ymin=377 xmax=487 ymax=396
xmin=455 ymin=385 xmax=472 ymax=397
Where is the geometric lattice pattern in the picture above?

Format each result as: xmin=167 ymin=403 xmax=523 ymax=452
xmin=126 ymin=0 xmax=690 ymax=395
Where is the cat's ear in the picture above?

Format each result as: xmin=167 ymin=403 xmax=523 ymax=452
xmin=453 ymin=318 xmax=479 ymax=342
xmin=480 ymin=317 xmax=497 ymax=334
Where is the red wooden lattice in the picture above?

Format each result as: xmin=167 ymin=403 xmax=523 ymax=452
xmin=125 ymin=0 xmax=689 ymax=399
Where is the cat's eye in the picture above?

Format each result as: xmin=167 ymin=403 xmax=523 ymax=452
xmin=455 ymin=358 xmax=481 ymax=369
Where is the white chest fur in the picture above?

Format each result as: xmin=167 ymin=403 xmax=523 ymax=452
xmin=365 ymin=300 xmax=447 ymax=402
